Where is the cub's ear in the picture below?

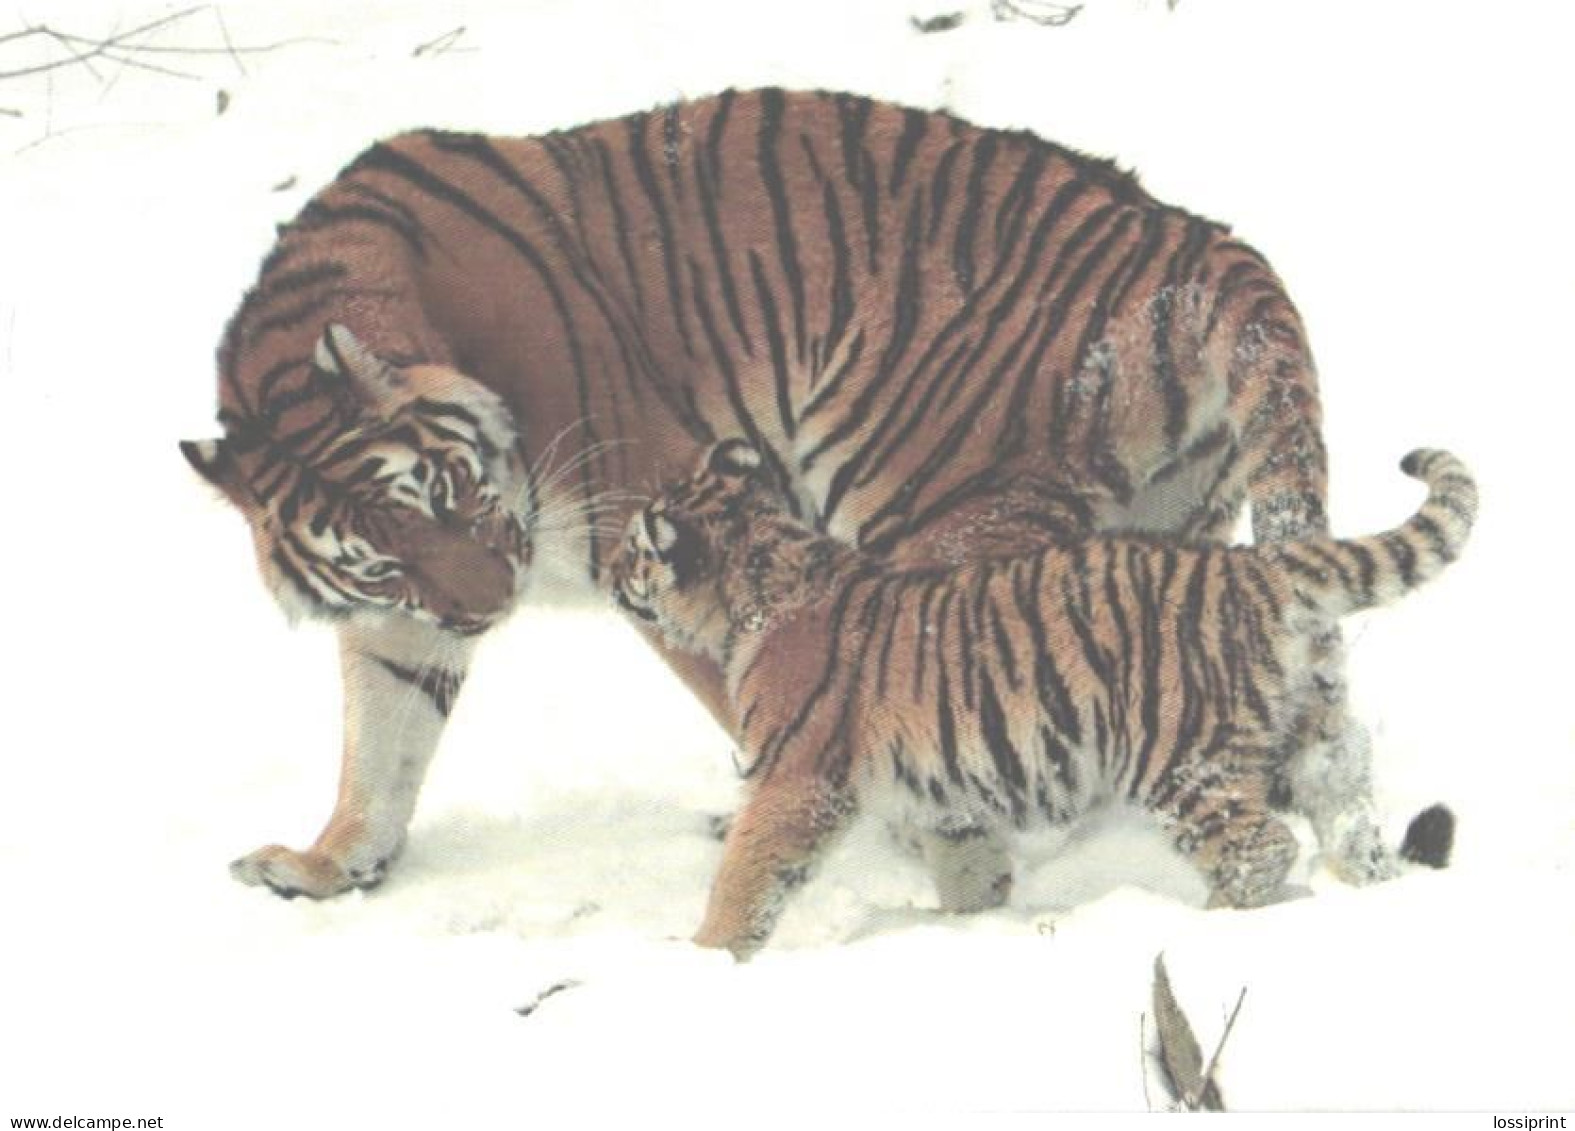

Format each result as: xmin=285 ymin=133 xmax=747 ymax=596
xmin=314 ymin=322 xmax=405 ymax=417
xmin=180 ymin=437 xmax=255 ymax=510
xmin=705 ymin=438 xmax=764 ymax=479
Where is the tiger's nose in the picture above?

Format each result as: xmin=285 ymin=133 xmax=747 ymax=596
xmin=403 ymin=525 xmax=518 ymax=624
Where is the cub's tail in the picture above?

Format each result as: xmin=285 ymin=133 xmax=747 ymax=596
xmin=1270 ymin=449 xmax=1478 ymax=623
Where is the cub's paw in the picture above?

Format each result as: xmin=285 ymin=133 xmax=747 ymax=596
xmin=1326 ymin=829 xmax=1403 ymax=887
xmin=229 ymin=845 xmax=390 ymax=900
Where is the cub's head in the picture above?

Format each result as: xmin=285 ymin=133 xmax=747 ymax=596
xmin=610 ymin=439 xmax=773 ymax=655
xmin=181 ymin=324 xmax=529 ymax=636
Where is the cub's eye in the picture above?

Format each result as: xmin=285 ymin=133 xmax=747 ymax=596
xmin=362 ymin=559 xmax=402 ymax=580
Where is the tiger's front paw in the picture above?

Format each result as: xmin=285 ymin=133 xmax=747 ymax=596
xmin=229 ymin=844 xmax=390 ymax=900
xmin=1324 ymin=821 xmax=1403 ymax=887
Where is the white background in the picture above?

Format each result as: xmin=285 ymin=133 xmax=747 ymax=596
xmin=0 ymin=0 xmax=1571 ymax=1123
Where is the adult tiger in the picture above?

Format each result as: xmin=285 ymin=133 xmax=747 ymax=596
xmin=183 ymin=88 xmax=1410 ymax=901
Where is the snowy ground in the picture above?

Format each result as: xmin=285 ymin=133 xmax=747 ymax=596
xmin=2 ymin=0 xmax=1572 ymax=1123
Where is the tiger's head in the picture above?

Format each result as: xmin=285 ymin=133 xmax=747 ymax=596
xmin=181 ymin=324 xmax=529 ymax=636
xmin=610 ymin=439 xmax=777 ymax=657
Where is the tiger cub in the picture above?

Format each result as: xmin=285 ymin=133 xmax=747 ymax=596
xmin=612 ymin=440 xmax=1477 ymax=958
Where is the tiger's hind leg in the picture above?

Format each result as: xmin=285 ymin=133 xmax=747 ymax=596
xmin=1208 ymin=298 xmax=1401 ymax=885
xmin=1155 ymin=752 xmax=1299 ymax=910
xmin=917 ymin=824 xmax=1014 ymax=913
xmin=230 ymin=616 xmax=474 ymax=899
xmin=693 ymin=772 xmax=859 ymax=960
xmin=1282 ymin=647 xmax=1401 ymax=884
xmin=1244 ymin=427 xmax=1398 ymax=884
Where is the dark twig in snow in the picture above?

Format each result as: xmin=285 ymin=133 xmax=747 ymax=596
xmin=213 ymin=8 xmax=247 ymax=77
xmin=413 ymin=27 xmax=468 ymax=58
xmin=514 ymin=979 xmax=582 ymax=1019
xmin=1197 ymin=985 xmax=1248 ymax=1109
xmin=991 ymin=0 xmax=1083 ymax=27
xmin=0 ymin=7 xmax=203 ymax=81
xmin=0 ymin=6 xmax=336 ymax=84
xmin=910 ymin=12 xmax=966 ymax=34
xmin=1139 ymin=1011 xmax=1155 ymax=1111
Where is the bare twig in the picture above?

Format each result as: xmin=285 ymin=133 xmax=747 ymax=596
xmin=213 ymin=8 xmax=246 ymax=77
xmin=38 ymin=26 xmax=105 ymax=84
xmin=0 ymin=7 xmax=337 ymax=84
xmin=1196 ymin=985 xmax=1248 ymax=1108
xmin=991 ymin=0 xmax=1083 ymax=26
xmin=413 ymin=26 xmax=467 ymax=58
xmin=0 ymin=7 xmax=205 ymax=81
xmin=1139 ymin=1011 xmax=1154 ymax=1111
xmin=514 ymin=979 xmax=582 ymax=1019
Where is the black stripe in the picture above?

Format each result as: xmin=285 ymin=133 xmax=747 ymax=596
xmin=589 ymin=137 xmax=647 ymax=319
xmin=756 ymin=89 xmax=807 ymax=363
xmin=911 ymin=574 xmax=945 ymax=701
xmin=292 ymin=198 xmax=428 ymax=259
xmin=977 ymin=667 xmax=1028 ymax=821
xmin=985 ymin=578 xmax=1020 ymax=691
xmin=1013 ymin=552 xmax=1082 ymax=744
xmin=1383 ymin=533 xmax=1420 ymax=589
xmin=341 ymin=182 xmax=435 ymax=255
xmin=952 ymin=132 xmax=998 ymax=294
xmin=748 ymin=250 xmax=795 ymax=441
xmin=1061 ymin=547 xmax=1116 ymax=693
xmin=705 ymin=87 xmax=737 ymax=188
xmin=689 ymin=256 xmax=789 ymax=501
xmin=819 ymin=174 xmax=854 ymax=367
xmin=375 ymin=657 xmax=463 ymax=718
xmin=926 ymin=140 xmax=963 ymax=243
xmin=1408 ymin=512 xmax=1455 ymax=562
xmin=889 ymin=106 xmax=929 ymax=198
xmin=935 ymin=657 xmax=965 ymax=786
xmin=992 ymin=145 xmax=1048 ymax=254
xmin=694 ymin=127 xmax=752 ymax=358
xmin=1123 ymin=545 xmax=1165 ymax=797
xmin=834 ymin=92 xmax=881 ymax=274
xmin=626 ymin=113 xmax=695 ymax=356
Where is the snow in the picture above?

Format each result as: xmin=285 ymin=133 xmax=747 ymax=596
xmin=2 ymin=0 xmax=1572 ymax=1123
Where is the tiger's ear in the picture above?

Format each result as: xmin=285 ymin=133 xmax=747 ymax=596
xmin=180 ymin=437 xmax=256 ymax=510
xmin=706 ymin=439 xmax=764 ymax=479
xmin=314 ymin=322 xmax=406 ymax=418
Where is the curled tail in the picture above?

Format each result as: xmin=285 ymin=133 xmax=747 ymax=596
xmin=1272 ymin=449 xmax=1478 ymax=622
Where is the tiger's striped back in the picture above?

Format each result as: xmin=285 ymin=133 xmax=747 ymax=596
xmin=202 ymin=88 xmax=1325 ymax=606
